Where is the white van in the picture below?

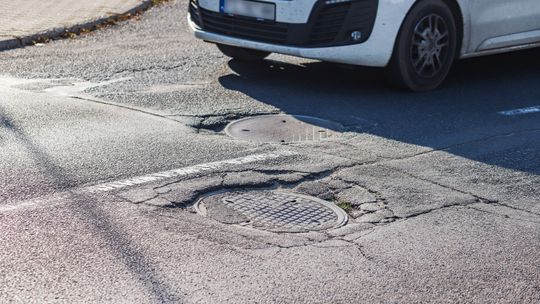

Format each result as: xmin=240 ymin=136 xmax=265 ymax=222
xmin=189 ymin=0 xmax=540 ymax=91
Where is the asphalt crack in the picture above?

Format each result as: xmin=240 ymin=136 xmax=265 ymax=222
xmin=69 ymin=95 xmax=183 ymax=124
xmin=380 ymin=128 xmax=540 ymax=163
xmin=380 ymin=164 xmax=497 ymax=204
xmin=491 ymin=201 xmax=540 ymax=217
xmin=107 ymin=62 xmax=189 ymax=77
xmin=467 ymin=205 xmax=540 ymax=224
xmin=167 ymin=111 xmax=280 ymax=133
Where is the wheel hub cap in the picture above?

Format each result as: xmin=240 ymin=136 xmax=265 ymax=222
xmin=411 ymin=14 xmax=450 ymax=78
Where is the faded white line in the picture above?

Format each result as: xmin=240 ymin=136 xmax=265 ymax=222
xmin=83 ymin=151 xmax=298 ymax=193
xmin=498 ymin=105 xmax=540 ymax=116
xmin=1 ymin=151 xmax=298 ymax=212
xmin=0 ymin=193 xmax=70 ymax=212
xmin=43 ymin=77 xmax=132 ymax=96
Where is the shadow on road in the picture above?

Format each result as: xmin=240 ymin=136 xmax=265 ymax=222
xmin=219 ymin=48 xmax=540 ymax=175
xmin=0 ymin=106 xmax=183 ymax=302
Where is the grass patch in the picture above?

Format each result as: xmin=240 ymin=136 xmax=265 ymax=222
xmin=336 ymin=201 xmax=352 ymax=212
xmin=151 ymin=0 xmax=169 ymax=5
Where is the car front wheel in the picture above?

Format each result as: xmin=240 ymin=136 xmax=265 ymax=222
xmin=387 ymin=0 xmax=458 ymax=91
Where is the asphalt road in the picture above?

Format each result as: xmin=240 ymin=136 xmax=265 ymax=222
xmin=0 ymin=1 xmax=539 ymax=303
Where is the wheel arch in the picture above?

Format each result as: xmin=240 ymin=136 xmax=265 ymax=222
xmin=391 ymin=0 xmax=467 ymax=60
xmin=440 ymin=0 xmax=466 ymax=58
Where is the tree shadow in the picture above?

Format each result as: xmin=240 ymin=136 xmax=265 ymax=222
xmin=0 ymin=106 xmax=184 ymax=302
xmin=219 ymin=48 xmax=540 ymax=175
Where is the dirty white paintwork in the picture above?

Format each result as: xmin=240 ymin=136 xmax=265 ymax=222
xmin=191 ymin=0 xmax=540 ymax=67
xmin=468 ymin=0 xmax=540 ymax=52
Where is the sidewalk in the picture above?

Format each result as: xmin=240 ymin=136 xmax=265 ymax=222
xmin=0 ymin=0 xmax=151 ymax=51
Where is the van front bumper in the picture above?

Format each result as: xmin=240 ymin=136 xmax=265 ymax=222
xmin=188 ymin=0 xmax=417 ymax=67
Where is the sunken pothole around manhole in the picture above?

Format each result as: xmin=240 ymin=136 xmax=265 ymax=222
xmin=225 ymin=114 xmax=344 ymax=143
xmin=195 ymin=190 xmax=348 ymax=233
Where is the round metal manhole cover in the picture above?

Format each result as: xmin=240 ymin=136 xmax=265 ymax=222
xmin=225 ymin=114 xmax=344 ymax=143
xmin=195 ymin=190 xmax=348 ymax=233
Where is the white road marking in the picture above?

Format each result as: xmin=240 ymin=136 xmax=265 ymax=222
xmin=0 ymin=74 xmax=131 ymax=95
xmin=498 ymin=105 xmax=540 ymax=116
xmin=43 ymin=77 xmax=132 ymax=96
xmin=83 ymin=151 xmax=298 ymax=193
xmin=0 ymin=193 xmax=70 ymax=212
xmin=0 ymin=151 xmax=298 ymax=212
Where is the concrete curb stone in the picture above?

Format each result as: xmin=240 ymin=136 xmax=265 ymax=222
xmin=0 ymin=0 xmax=153 ymax=52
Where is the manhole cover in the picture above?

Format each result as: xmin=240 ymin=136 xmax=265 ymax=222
xmin=225 ymin=114 xmax=344 ymax=143
xmin=195 ymin=190 xmax=348 ymax=232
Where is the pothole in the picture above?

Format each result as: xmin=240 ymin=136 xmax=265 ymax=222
xmin=225 ymin=114 xmax=344 ymax=143
xmin=195 ymin=190 xmax=348 ymax=233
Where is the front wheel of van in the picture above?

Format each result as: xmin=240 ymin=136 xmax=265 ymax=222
xmin=387 ymin=0 xmax=458 ymax=91
xmin=216 ymin=44 xmax=270 ymax=61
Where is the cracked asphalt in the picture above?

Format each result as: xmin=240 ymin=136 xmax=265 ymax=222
xmin=0 ymin=0 xmax=539 ymax=303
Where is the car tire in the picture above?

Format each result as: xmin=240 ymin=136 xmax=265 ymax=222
xmin=387 ymin=0 xmax=458 ymax=91
xmin=217 ymin=44 xmax=270 ymax=61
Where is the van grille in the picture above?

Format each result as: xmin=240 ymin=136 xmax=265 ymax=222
xmin=309 ymin=3 xmax=351 ymax=45
xmin=189 ymin=0 xmax=379 ymax=47
xmin=199 ymin=9 xmax=288 ymax=44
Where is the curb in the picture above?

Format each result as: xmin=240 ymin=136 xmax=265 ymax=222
xmin=0 ymin=0 xmax=154 ymax=52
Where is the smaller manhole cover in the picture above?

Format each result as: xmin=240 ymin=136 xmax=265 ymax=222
xmin=225 ymin=114 xmax=344 ymax=143
xmin=195 ymin=190 xmax=348 ymax=233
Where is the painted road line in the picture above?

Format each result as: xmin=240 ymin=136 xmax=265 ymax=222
xmin=498 ymin=105 xmax=540 ymax=116
xmin=0 ymin=151 xmax=299 ymax=212
xmin=83 ymin=151 xmax=299 ymax=193
xmin=0 ymin=192 xmax=71 ymax=212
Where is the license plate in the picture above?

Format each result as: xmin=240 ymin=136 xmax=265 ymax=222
xmin=223 ymin=0 xmax=275 ymax=21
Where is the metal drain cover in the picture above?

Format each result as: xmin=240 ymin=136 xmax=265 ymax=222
xmin=225 ymin=114 xmax=344 ymax=143
xmin=195 ymin=190 xmax=348 ymax=232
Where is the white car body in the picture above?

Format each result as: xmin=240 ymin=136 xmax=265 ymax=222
xmin=189 ymin=0 xmax=540 ymax=67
